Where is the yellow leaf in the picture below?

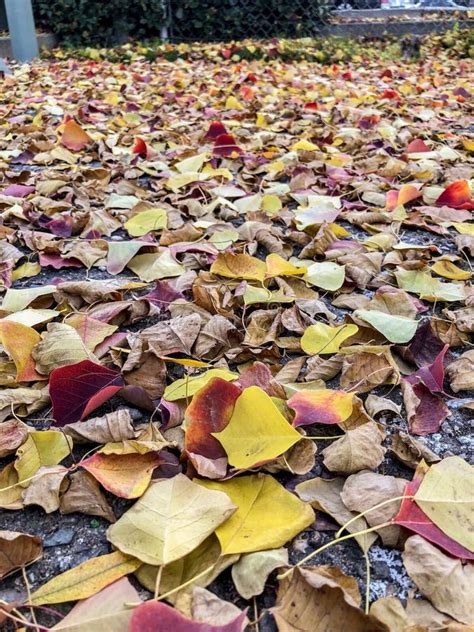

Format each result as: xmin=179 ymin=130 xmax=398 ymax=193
xmin=451 ymin=222 xmax=474 ymax=236
xmin=225 ymin=96 xmax=244 ymax=110
xmin=163 ymin=368 xmax=238 ymax=402
xmin=212 ymin=386 xmax=302 ymax=469
xmin=261 ymin=194 xmax=282 ymax=214
xmin=265 ymin=254 xmax=306 ymax=279
xmin=0 ymin=321 xmax=42 ymax=382
xmin=124 ymin=208 xmax=167 ymax=237
xmin=210 ymin=253 xmax=266 ymax=282
xmin=107 ymin=474 xmax=236 ymax=565
xmin=291 ymin=139 xmax=319 ymax=151
xmin=11 ymin=262 xmax=41 ymax=281
xmin=175 ymin=152 xmax=209 ymax=174
xmin=414 ymin=456 xmax=474 ymax=552
xmin=15 ymin=431 xmax=73 ymax=487
xmin=197 ymin=474 xmax=314 ymax=554
xmin=127 ymin=251 xmax=184 ymax=282
xmin=304 ymin=262 xmax=346 ymax=291
xmin=431 ymin=260 xmax=471 ymax=281
xmin=301 ymin=323 xmax=358 ymax=355
xmin=30 ymin=551 xmax=140 ymax=605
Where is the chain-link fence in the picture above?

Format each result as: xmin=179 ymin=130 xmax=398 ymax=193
xmin=164 ymin=0 xmax=474 ymax=41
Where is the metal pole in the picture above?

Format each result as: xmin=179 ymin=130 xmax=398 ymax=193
xmin=5 ymin=0 xmax=39 ymax=61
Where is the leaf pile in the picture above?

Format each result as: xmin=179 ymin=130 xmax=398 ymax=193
xmin=0 ymin=41 xmax=473 ymax=631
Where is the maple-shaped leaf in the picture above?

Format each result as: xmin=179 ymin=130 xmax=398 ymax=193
xmin=50 ymin=360 xmax=124 ymax=426
xmin=129 ymin=601 xmax=247 ymax=632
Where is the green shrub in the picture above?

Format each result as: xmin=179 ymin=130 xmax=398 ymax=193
xmin=169 ymin=0 xmax=331 ymax=41
xmin=33 ymin=0 xmax=332 ymax=46
xmin=33 ymin=0 xmax=165 ymax=47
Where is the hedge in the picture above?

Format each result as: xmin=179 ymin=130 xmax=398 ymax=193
xmin=33 ymin=0 xmax=331 ymax=47
xmin=33 ymin=0 xmax=166 ymax=47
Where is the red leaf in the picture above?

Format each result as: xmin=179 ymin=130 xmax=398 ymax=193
xmin=406 ymin=138 xmax=430 ymax=153
xmin=402 ymin=380 xmax=449 ymax=436
xmin=129 ymin=601 xmax=247 ymax=632
xmin=39 ymin=253 xmax=82 ymax=269
xmin=394 ymin=478 xmax=474 ymax=560
xmin=184 ymin=377 xmax=241 ymax=462
xmin=436 ymin=180 xmax=474 ymax=209
xmin=405 ymin=344 xmax=449 ymax=393
xmin=212 ymin=134 xmax=242 ymax=157
xmin=50 ymin=360 xmax=124 ymax=426
xmin=204 ymin=121 xmax=228 ymax=140
xmin=132 ymin=137 xmax=148 ymax=158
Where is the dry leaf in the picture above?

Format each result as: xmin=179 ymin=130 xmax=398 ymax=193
xmin=0 ymin=530 xmax=43 ymax=578
xmin=403 ymin=535 xmax=474 ymax=624
xmin=322 ymin=422 xmax=386 ymax=474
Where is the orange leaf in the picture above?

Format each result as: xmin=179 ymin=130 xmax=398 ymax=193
xmin=61 ymin=120 xmax=92 ymax=151
xmin=0 ymin=321 xmax=43 ymax=382
xmin=288 ymin=389 xmax=354 ymax=427
xmin=436 ymin=180 xmax=473 ymax=209
xmin=406 ymin=138 xmax=430 ymax=153
xmin=81 ymin=452 xmax=163 ymax=499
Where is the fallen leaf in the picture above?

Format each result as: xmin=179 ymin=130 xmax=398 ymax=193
xmin=51 ymin=577 xmax=140 ymax=631
xmin=288 ymin=389 xmax=354 ymax=427
xmin=300 ymin=323 xmax=359 ymax=355
xmin=15 ymin=431 xmax=72 ymax=487
xmin=414 ymin=456 xmax=474 ymax=552
xmin=446 ymin=350 xmax=474 ymax=392
xmin=129 ymin=600 xmax=247 ymax=632
xmin=22 ymin=465 xmax=69 ymax=513
xmin=0 ymin=419 xmax=29 ymax=457
xmin=163 ymin=368 xmax=238 ymax=402
xmin=402 ymin=535 xmax=474 ymax=624
xmin=295 ymin=476 xmax=376 ymax=552
xmin=29 ymin=551 xmax=141 ymax=605
xmin=322 ymin=422 xmax=386 ymax=474
xmin=271 ymin=566 xmax=388 ymax=631
xmin=32 ymin=323 xmax=95 ymax=375
xmin=49 ymin=359 xmax=124 ymax=425
xmin=188 ymin=586 xmax=248 ymax=628
xmin=197 ymin=474 xmax=314 ymax=554
xmin=107 ymin=474 xmax=236 ymax=565
xmin=63 ymin=409 xmax=137 ymax=444
xmin=81 ymin=451 xmax=163 ymax=499
xmin=341 ymin=471 xmax=405 ymax=546
xmin=0 ymin=530 xmax=42 ymax=578
xmin=60 ymin=470 xmax=116 ymax=523
xmin=210 ymin=253 xmax=266 ymax=282
xmin=212 ymin=386 xmax=302 ymax=469
xmin=184 ymin=377 xmax=241 ymax=474
xmin=61 ymin=120 xmax=92 ymax=151
xmin=353 ymin=309 xmax=417 ymax=344
xmin=0 ymin=321 xmax=42 ymax=382
xmin=231 ymin=548 xmax=289 ymax=599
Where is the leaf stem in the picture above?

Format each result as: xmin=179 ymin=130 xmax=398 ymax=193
xmin=301 ymin=435 xmax=345 ymax=440
xmin=334 ymin=495 xmax=411 ymax=539
xmin=277 ymin=522 xmax=392 ymax=581
xmin=364 ymin=552 xmax=371 ymax=615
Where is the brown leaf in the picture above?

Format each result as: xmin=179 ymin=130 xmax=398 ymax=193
xmin=295 ymin=477 xmax=376 ymax=553
xmin=340 ymin=351 xmax=399 ymax=393
xmin=341 ymin=471 xmax=406 ymax=546
xmin=271 ymin=566 xmax=389 ymax=631
xmin=142 ymin=314 xmax=202 ymax=356
xmin=0 ymin=419 xmax=29 ymax=457
xmin=22 ymin=465 xmax=69 ymax=513
xmin=389 ymin=431 xmax=441 ymax=469
xmin=446 ymin=350 xmax=474 ymax=392
xmin=59 ymin=470 xmax=116 ymax=522
xmin=322 ymin=422 xmax=386 ymax=474
xmin=63 ymin=409 xmax=138 ymax=444
xmin=0 ymin=531 xmax=42 ymax=578
xmin=402 ymin=535 xmax=474 ymax=624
